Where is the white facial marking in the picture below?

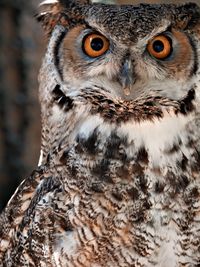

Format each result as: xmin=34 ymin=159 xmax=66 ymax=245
xmin=40 ymin=0 xmax=58 ymax=6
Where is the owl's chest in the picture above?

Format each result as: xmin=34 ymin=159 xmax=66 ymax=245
xmin=10 ymin=142 xmax=200 ymax=266
xmin=47 ymin=112 xmax=200 ymax=266
xmin=51 ymin=174 xmax=200 ymax=267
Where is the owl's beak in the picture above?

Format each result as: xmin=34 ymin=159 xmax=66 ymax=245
xmin=120 ymin=58 xmax=136 ymax=96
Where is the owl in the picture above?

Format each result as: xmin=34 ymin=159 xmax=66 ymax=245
xmin=1 ymin=0 xmax=200 ymax=266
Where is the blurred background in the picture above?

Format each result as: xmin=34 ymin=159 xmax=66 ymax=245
xmin=0 ymin=0 xmax=200 ymax=212
xmin=0 ymin=0 xmax=43 ymax=211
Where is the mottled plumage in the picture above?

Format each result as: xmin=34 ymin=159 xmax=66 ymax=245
xmin=1 ymin=0 xmax=200 ymax=266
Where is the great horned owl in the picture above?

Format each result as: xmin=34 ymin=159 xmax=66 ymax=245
xmin=1 ymin=0 xmax=200 ymax=266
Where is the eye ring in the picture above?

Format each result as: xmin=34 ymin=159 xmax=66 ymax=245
xmin=83 ymin=33 xmax=109 ymax=58
xmin=147 ymin=35 xmax=173 ymax=60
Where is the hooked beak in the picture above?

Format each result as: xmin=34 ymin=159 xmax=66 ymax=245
xmin=119 ymin=58 xmax=136 ymax=96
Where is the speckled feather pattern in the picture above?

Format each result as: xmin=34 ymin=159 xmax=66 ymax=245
xmin=1 ymin=1 xmax=200 ymax=266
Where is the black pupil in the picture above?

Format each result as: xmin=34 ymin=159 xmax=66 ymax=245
xmin=91 ymin=38 xmax=104 ymax=51
xmin=153 ymin=40 xmax=165 ymax=53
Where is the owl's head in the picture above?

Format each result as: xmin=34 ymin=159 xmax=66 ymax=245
xmin=37 ymin=0 xmax=200 ymax=160
xmin=38 ymin=0 xmax=200 ymax=103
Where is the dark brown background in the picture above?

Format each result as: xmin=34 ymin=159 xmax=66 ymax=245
xmin=0 ymin=0 xmax=200 ymax=211
xmin=0 ymin=0 xmax=43 ymax=210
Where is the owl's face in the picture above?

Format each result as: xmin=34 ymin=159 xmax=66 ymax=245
xmin=45 ymin=1 xmax=200 ymax=102
xmin=38 ymin=1 xmax=200 ymax=125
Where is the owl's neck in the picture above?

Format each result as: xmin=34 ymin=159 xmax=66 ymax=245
xmin=39 ymin=95 xmax=198 ymax=180
xmin=38 ymin=79 xmax=198 ymax=177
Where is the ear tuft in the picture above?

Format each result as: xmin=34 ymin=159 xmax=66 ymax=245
xmin=37 ymin=0 xmax=90 ymax=35
xmin=37 ymin=1 xmax=63 ymax=35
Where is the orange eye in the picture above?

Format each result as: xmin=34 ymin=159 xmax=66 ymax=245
xmin=83 ymin=33 xmax=109 ymax=58
xmin=147 ymin=35 xmax=172 ymax=59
